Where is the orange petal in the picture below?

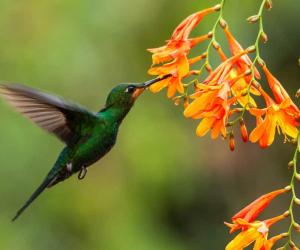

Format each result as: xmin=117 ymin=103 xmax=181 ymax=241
xmin=231 ymin=188 xmax=288 ymax=224
xmin=196 ymin=117 xmax=215 ymax=137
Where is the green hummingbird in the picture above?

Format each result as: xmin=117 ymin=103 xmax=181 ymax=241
xmin=0 ymin=76 xmax=168 ymax=221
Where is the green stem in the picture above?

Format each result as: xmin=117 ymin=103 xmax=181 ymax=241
xmin=205 ymin=0 xmax=225 ymax=67
xmin=283 ymin=132 xmax=300 ymax=249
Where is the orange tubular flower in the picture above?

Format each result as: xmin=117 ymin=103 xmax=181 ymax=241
xmin=249 ymin=86 xmax=299 ymax=148
xmin=148 ymin=55 xmax=204 ymax=98
xmin=225 ymin=215 xmax=286 ymax=250
xmin=147 ymin=6 xmax=219 ymax=97
xmin=226 ymin=188 xmax=288 ymax=233
xmin=184 ymin=82 xmax=232 ymax=139
xmin=224 ymin=26 xmax=260 ymax=79
xmin=148 ymin=6 xmax=217 ymax=65
xmin=184 ymin=49 xmax=251 ymax=139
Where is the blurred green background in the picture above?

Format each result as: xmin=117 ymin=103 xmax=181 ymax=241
xmin=0 ymin=0 xmax=299 ymax=249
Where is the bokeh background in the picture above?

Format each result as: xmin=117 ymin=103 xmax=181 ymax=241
xmin=0 ymin=0 xmax=299 ymax=249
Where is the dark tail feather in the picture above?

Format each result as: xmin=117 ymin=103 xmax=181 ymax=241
xmin=12 ymin=176 xmax=55 ymax=222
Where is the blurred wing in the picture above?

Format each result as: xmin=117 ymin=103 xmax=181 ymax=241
xmin=0 ymin=84 xmax=98 ymax=146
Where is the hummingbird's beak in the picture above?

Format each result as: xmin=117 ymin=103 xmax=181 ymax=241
xmin=136 ymin=74 xmax=172 ymax=89
xmin=132 ymin=74 xmax=172 ymax=99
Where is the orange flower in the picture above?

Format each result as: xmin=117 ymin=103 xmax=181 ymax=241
xmin=227 ymin=188 xmax=288 ymax=233
xmin=184 ymin=82 xmax=232 ymax=138
xmin=147 ymin=6 xmax=218 ymax=97
xmin=224 ymin=26 xmax=260 ymax=79
xmin=225 ymin=215 xmax=286 ymax=250
xmin=249 ymin=88 xmax=299 ymax=147
xmin=148 ymin=33 xmax=211 ymax=65
xmin=148 ymin=6 xmax=217 ymax=65
xmin=148 ymin=55 xmax=205 ymax=98
xmin=183 ymin=49 xmax=252 ymax=139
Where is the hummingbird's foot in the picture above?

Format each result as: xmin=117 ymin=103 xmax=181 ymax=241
xmin=78 ymin=166 xmax=87 ymax=180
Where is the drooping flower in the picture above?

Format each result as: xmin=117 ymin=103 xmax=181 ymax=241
xmin=148 ymin=6 xmax=217 ymax=65
xmin=223 ymin=26 xmax=260 ymax=79
xmin=225 ymin=215 xmax=287 ymax=250
xmin=147 ymin=6 xmax=219 ymax=97
xmin=249 ymin=87 xmax=299 ymax=147
xmin=226 ymin=188 xmax=288 ymax=233
xmin=148 ymin=55 xmax=205 ymax=98
xmin=184 ymin=82 xmax=232 ymax=138
xmin=183 ymin=49 xmax=251 ymax=139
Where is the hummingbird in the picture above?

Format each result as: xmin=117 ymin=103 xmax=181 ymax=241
xmin=0 ymin=76 xmax=168 ymax=221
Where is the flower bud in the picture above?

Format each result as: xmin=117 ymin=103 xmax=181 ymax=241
xmin=212 ymin=41 xmax=220 ymax=49
xmin=294 ymin=197 xmax=300 ymax=205
xmin=257 ymin=58 xmax=265 ymax=67
xmin=183 ymin=98 xmax=189 ymax=109
xmin=265 ymin=0 xmax=273 ymax=10
xmin=247 ymin=45 xmax=256 ymax=53
xmin=207 ymin=31 xmax=213 ymax=38
xmin=260 ymin=32 xmax=268 ymax=43
xmin=174 ymin=98 xmax=181 ymax=106
xmin=296 ymin=88 xmax=300 ymax=98
xmin=288 ymin=161 xmax=294 ymax=169
xmin=219 ymin=18 xmax=227 ymax=29
xmin=239 ymin=119 xmax=248 ymax=142
xmin=289 ymin=241 xmax=297 ymax=249
xmin=247 ymin=15 xmax=260 ymax=23
xmin=213 ymin=4 xmax=222 ymax=11
xmin=293 ymin=222 xmax=300 ymax=232
xmin=285 ymin=185 xmax=292 ymax=191
xmin=229 ymin=133 xmax=235 ymax=151
xmin=205 ymin=64 xmax=212 ymax=73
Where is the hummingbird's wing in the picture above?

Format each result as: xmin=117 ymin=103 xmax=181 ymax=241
xmin=0 ymin=84 xmax=98 ymax=146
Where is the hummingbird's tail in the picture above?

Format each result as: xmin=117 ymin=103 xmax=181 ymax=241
xmin=12 ymin=174 xmax=56 ymax=222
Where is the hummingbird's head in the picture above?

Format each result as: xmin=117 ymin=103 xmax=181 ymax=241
xmin=105 ymin=84 xmax=145 ymax=108
xmin=105 ymin=76 xmax=170 ymax=109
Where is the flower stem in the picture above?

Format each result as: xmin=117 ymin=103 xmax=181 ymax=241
xmin=283 ymin=132 xmax=300 ymax=249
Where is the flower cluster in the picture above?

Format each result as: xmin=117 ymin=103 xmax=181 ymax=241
xmin=147 ymin=5 xmax=300 ymax=150
xmin=225 ymin=188 xmax=290 ymax=249
xmin=147 ymin=2 xmax=300 ymax=249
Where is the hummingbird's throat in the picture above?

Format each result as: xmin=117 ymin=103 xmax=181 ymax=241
xmin=132 ymin=88 xmax=144 ymax=99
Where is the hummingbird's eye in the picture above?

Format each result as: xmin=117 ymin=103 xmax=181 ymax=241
xmin=125 ymin=86 xmax=136 ymax=93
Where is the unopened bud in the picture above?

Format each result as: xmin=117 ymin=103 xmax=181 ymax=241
xmin=245 ymin=69 xmax=252 ymax=76
xmin=260 ymin=32 xmax=268 ymax=43
xmin=283 ymin=210 xmax=290 ymax=217
xmin=296 ymin=173 xmax=300 ymax=181
xmin=288 ymin=161 xmax=294 ymax=169
xmin=296 ymin=89 xmax=300 ymax=98
xmin=229 ymin=133 xmax=235 ymax=151
xmin=257 ymin=58 xmax=265 ymax=67
xmin=207 ymin=31 xmax=213 ymax=38
xmin=247 ymin=45 xmax=256 ymax=53
xmin=247 ymin=15 xmax=260 ymax=23
xmin=183 ymin=98 xmax=189 ymax=109
xmin=174 ymin=98 xmax=181 ymax=106
xmin=213 ymin=4 xmax=222 ymax=11
xmin=294 ymin=197 xmax=300 ymax=205
xmin=205 ymin=64 xmax=212 ymax=73
xmin=293 ymin=222 xmax=300 ymax=232
xmin=252 ymin=80 xmax=261 ymax=89
xmin=219 ymin=18 xmax=227 ymax=29
xmin=265 ymin=0 xmax=273 ymax=10
xmin=239 ymin=119 xmax=248 ymax=142
xmin=212 ymin=41 xmax=220 ymax=49
xmin=289 ymin=241 xmax=297 ymax=249
xmin=285 ymin=185 xmax=292 ymax=191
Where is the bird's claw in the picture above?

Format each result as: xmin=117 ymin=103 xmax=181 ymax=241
xmin=78 ymin=166 xmax=87 ymax=180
